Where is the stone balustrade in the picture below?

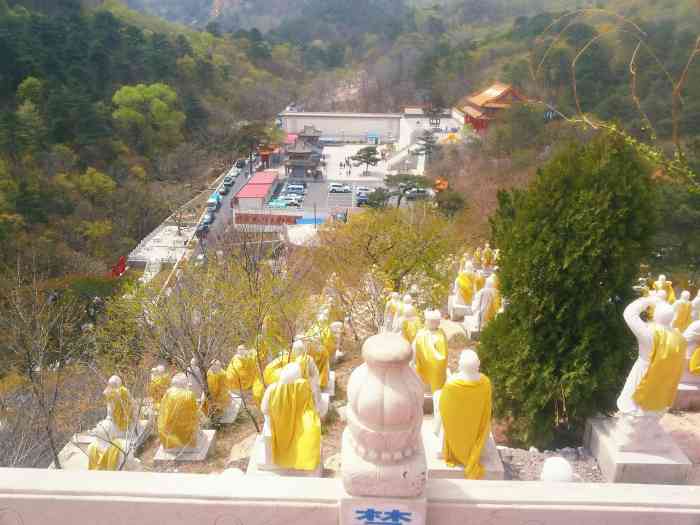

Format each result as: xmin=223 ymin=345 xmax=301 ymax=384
xmin=1 ymin=468 xmax=699 ymax=525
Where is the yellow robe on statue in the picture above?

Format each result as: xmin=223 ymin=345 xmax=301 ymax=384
xmin=402 ymin=318 xmax=422 ymax=344
xmin=157 ymin=388 xmax=200 ymax=449
xmin=414 ymin=329 xmax=448 ymax=392
xmin=206 ymin=369 xmax=230 ymax=413
xmin=104 ymin=386 xmax=132 ymax=432
xmin=253 ymin=352 xmax=291 ymax=406
xmin=148 ymin=373 xmax=170 ymax=411
xmin=673 ymin=302 xmax=692 ymax=332
xmin=632 ymin=324 xmax=686 ymax=411
xmin=456 ymin=271 xmax=475 ymax=305
xmin=226 ymin=354 xmax=256 ymax=392
xmin=268 ymin=379 xmax=321 ymax=471
xmin=440 ymin=375 xmax=492 ymax=480
xmin=690 ymin=348 xmax=700 ymax=376
xmin=652 ymin=281 xmax=676 ymax=304
xmin=474 ymin=273 xmax=486 ymax=292
xmin=481 ymin=247 xmax=493 ymax=268
xmin=88 ymin=439 xmax=126 ymax=471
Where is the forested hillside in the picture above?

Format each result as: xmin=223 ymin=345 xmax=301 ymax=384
xmin=0 ymin=0 xmax=297 ymax=277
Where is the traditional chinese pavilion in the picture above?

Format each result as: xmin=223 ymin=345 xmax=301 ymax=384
xmin=284 ymin=125 xmax=324 ymax=180
xmin=453 ymin=82 xmax=525 ymax=132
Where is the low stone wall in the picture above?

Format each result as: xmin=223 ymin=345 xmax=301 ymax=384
xmin=1 ymin=468 xmax=699 ymax=525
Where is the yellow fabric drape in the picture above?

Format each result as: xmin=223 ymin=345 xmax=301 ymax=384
xmin=481 ymin=247 xmax=493 ymax=268
xmin=402 ymin=318 xmax=422 ymax=344
xmin=414 ymin=329 xmax=448 ymax=392
xmin=456 ymin=272 xmax=475 ymax=304
xmin=440 ymin=375 xmax=492 ymax=480
xmin=88 ymin=439 xmax=126 ymax=471
xmin=148 ymin=374 xmax=170 ymax=410
xmin=104 ymin=386 xmax=132 ymax=432
xmin=673 ymin=302 xmax=692 ymax=332
xmin=690 ymin=348 xmax=700 ymax=375
xmin=157 ymin=388 xmax=199 ymax=449
xmin=474 ymin=273 xmax=486 ymax=292
xmin=633 ymin=324 xmax=687 ymax=411
xmin=226 ymin=354 xmax=256 ymax=392
xmin=205 ymin=369 xmax=230 ymax=413
xmin=321 ymin=325 xmax=337 ymax=368
xmin=652 ymin=281 xmax=676 ymax=304
xmin=253 ymin=352 xmax=290 ymax=406
xmin=269 ymin=379 xmax=321 ymax=471
xmin=483 ymin=291 xmax=500 ymax=324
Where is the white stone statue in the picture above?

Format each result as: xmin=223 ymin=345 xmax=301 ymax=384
xmin=186 ymin=357 xmax=205 ymax=400
xmin=540 ymin=457 xmax=574 ymax=482
xmin=412 ymin=310 xmax=448 ymax=393
xmin=87 ymin=419 xmax=142 ymax=471
xmin=341 ymin=333 xmax=426 ymax=497
xmin=615 ymin=295 xmax=687 ymax=451
xmin=103 ymin=375 xmax=136 ymax=438
xmin=691 ymin=291 xmax=700 ymax=321
xmin=673 ymin=290 xmax=693 ymax=331
xmin=290 ymin=338 xmax=324 ymax=414
xmin=392 ymin=294 xmax=413 ymax=333
xmin=383 ymin=292 xmax=401 ymax=332
xmin=682 ymin=321 xmax=700 ymax=386
xmin=330 ymin=321 xmax=344 ymax=363
xmin=652 ymin=274 xmax=676 ymax=303
xmin=467 ymin=276 xmax=498 ymax=333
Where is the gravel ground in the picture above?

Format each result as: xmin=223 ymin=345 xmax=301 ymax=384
xmin=498 ymin=445 xmax=604 ymax=482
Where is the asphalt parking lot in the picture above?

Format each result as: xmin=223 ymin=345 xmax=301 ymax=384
xmin=275 ymin=180 xmax=387 ymax=214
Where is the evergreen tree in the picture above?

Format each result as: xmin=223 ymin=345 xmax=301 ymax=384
xmin=480 ymin=132 xmax=656 ymax=448
xmin=351 ymin=146 xmax=380 ymax=177
xmin=414 ymin=130 xmax=438 ymax=163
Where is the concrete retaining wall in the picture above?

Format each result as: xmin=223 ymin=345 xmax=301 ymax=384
xmin=1 ymin=468 xmax=699 ymax=525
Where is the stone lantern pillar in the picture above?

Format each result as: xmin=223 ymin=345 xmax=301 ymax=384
xmin=340 ymin=333 xmax=427 ymax=525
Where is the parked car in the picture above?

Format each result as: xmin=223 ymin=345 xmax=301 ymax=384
xmin=405 ymin=188 xmax=430 ymax=200
xmin=195 ymin=223 xmax=209 ymax=238
xmin=235 ymin=159 xmax=247 ymax=169
xmin=223 ymin=176 xmax=235 ymax=186
xmin=268 ymin=199 xmax=288 ymax=208
xmin=206 ymin=194 xmax=221 ymax=211
xmin=279 ymin=195 xmax=302 ymax=207
xmin=286 ymin=184 xmax=307 ymax=195
xmin=202 ymin=212 xmax=215 ymax=225
xmin=355 ymin=186 xmax=371 ymax=196
xmin=339 ymin=185 xmax=352 ymax=193
xmin=356 ymin=194 xmax=369 ymax=207
xmin=219 ymin=185 xmax=230 ymax=195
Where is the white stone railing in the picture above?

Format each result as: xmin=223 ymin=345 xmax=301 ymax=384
xmin=1 ymin=468 xmax=699 ymax=525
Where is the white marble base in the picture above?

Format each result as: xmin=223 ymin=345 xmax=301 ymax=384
xmin=50 ymin=441 xmax=143 ymax=471
xmin=448 ymin=295 xmax=470 ymax=322
xmin=322 ymin=371 xmax=336 ymax=398
xmin=673 ymin=383 xmax=700 ymax=411
xmin=420 ymin=420 xmax=504 ymax=480
xmin=340 ymin=493 xmax=426 ymax=525
xmin=585 ymin=417 xmax=691 ymax=484
xmin=70 ymin=417 xmax=152 ymax=450
xmin=246 ymin=434 xmax=323 ymax=477
xmin=463 ymin=315 xmax=482 ymax=341
xmin=341 ymin=429 xmax=427 ymax=498
xmin=154 ymin=429 xmax=216 ymax=463
xmin=218 ymin=393 xmax=243 ymax=424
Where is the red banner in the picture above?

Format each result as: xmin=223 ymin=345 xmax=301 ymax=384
xmin=235 ymin=213 xmax=299 ymax=225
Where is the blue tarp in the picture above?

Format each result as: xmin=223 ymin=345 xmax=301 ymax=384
xmin=297 ymin=217 xmax=324 ymax=225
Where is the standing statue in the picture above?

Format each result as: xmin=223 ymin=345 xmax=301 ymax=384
xmin=186 ymin=357 xmax=205 ymax=400
xmin=383 ymin=292 xmax=401 ymax=332
xmin=481 ymin=242 xmax=494 ymax=269
xmin=401 ymin=302 xmax=422 ymax=344
xmin=329 ymin=321 xmax=344 ymax=363
xmin=673 ymin=291 xmax=693 ymax=332
xmin=455 ymin=260 xmax=476 ymax=308
xmin=433 ymin=350 xmax=492 ymax=479
xmin=412 ymin=310 xmax=448 ymax=393
xmin=157 ymin=373 xmax=201 ymax=451
xmin=226 ymin=345 xmax=257 ymax=392
xmin=392 ymin=294 xmax=413 ymax=333
xmin=684 ymin=321 xmax=700 ymax=378
xmin=260 ymin=362 xmax=321 ymax=471
xmin=103 ymin=376 xmax=134 ymax=436
xmin=652 ymin=274 xmax=676 ymax=304
xmin=692 ymin=291 xmax=700 ymax=321
xmin=470 ymin=276 xmax=499 ymax=331
xmin=205 ymin=360 xmax=231 ymax=415
xmin=148 ymin=365 xmax=170 ymax=412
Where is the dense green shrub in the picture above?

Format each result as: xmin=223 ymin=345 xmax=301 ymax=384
xmin=481 ymin=132 xmax=657 ymax=448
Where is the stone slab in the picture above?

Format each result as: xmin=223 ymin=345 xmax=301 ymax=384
xmin=463 ymin=315 xmax=482 ymax=341
xmin=246 ymin=435 xmax=323 ymax=477
xmin=673 ymin=383 xmax=700 ymax=411
xmin=420 ymin=420 xmax=504 ymax=480
xmin=154 ymin=429 xmax=216 ymax=463
xmin=340 ymin=493 xmax=427 ymax=525
xmin=218 ymin=393 xmax=243 ymax=424
xmin=585 ymin=417 xmax=691 ymax=484
xmin=447 ymin=295 xmax=469 ymax=322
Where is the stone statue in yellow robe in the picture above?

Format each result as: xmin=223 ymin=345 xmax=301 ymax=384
xmin=434 ymin=350 xmax=492 ymax=479
xmin=148 ymin=365 xmax=170 ymax=412
xmin=401 ymin=303 xmax=422 ymax=344
xmin=412 ymin=310 xmax=448 ymax=392
xmin=652 ymin=274 xmax=676 ymax=304
xmin=205 ymin=360 xmax=231 ymax=415
xmin=481 ymin=242 xmax=494 ymax=269
xmin=673 ymin=291 xmax=693 ymax=332
xmin=618 ymin=296 xmax=686 ymax=414
xmin=261 ymin=362 xmax=321 ymax=471
xmin=87 ymin=419 xmax=137 ymax=471
xmin=157 ymin=373 xmax=201 ymax=450
xmin=683 ymin=321 xmax=700 ymax=377
xmin=455 ymin=260 xmax=476 ymax=306
xmin=383 ymin=292 xmax=402 ymax=332
xmin=473 ymin=271 xmax=486 ymax=293
xmin=103 ymin=376 xmax=134 ymax=434
xmin=226 ymin=346 xmax=257 ymax=392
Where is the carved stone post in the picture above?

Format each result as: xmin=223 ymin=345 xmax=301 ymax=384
xmin=340 ymin=333 xmax=427 ymax=525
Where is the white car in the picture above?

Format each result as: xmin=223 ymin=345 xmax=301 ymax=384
xmin=279 ymin=194 xmax=303 ymax=205
xmin=355 ymin=186 xmax=371 ymax=196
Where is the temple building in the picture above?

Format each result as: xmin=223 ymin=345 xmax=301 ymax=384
xmin=284 ymin=125 xmax=324 ymax=180
xmin=452 ymin=82 xmax=526 ymax=132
